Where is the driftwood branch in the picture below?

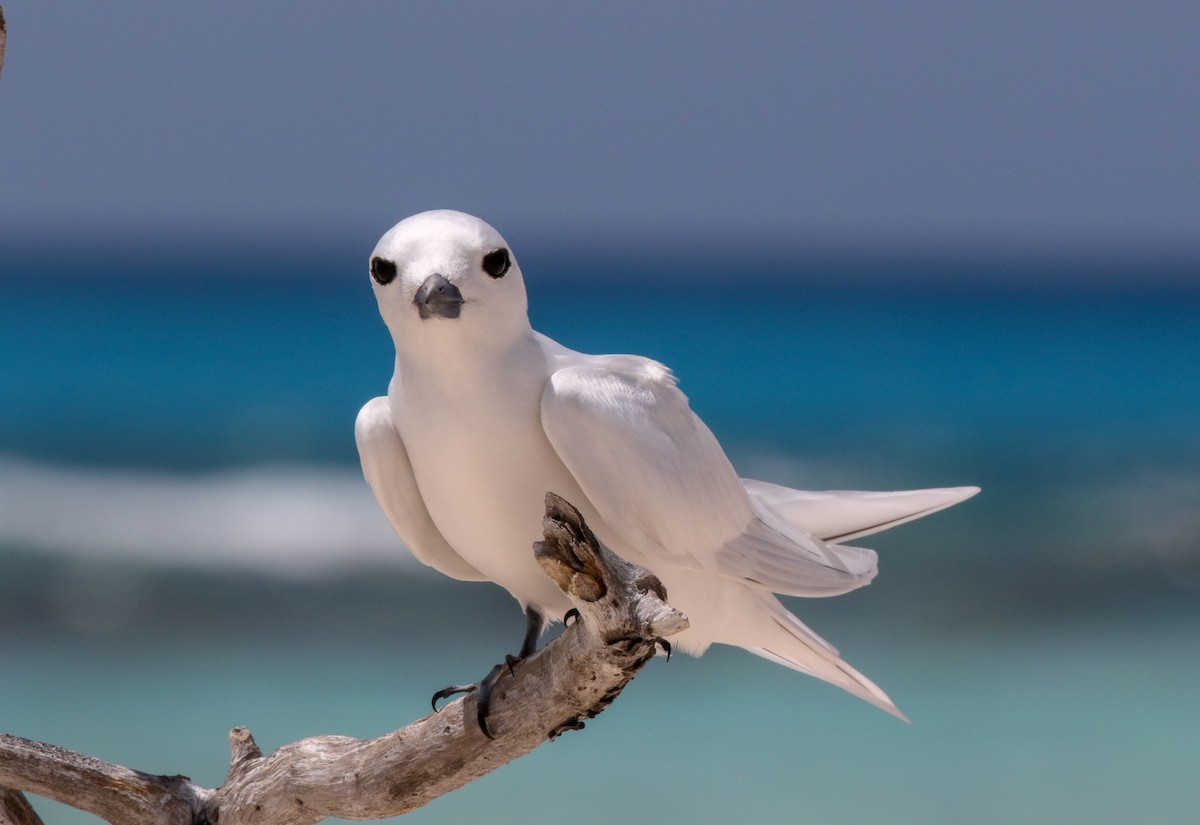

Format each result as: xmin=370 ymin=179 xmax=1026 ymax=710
xmin=1 ymin=786 xmax=45 ymax=825
xmin=0 ymin=494 xmax=688 ymax=825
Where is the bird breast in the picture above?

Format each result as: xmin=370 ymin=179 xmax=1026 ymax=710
xmin=390 ymin=356 xmax=585 ymax=613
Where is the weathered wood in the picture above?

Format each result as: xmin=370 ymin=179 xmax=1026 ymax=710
xmin=0 ymin=787 xmax=47 ymax=825
xmin=0 ymin=494 xmax=688 ymax=825
xmin=0 ymin=736 xmax=200 ymax=825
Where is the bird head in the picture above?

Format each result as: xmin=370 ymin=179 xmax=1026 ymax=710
xmin=368 ymin=210 xmax=531 ymax=353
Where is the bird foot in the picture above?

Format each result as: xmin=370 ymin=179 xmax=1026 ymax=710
xmin=429 ymin=607 xmax=546 ymax=739
xmin=431 ymin=660 xmax=508 ymax=739
xmin=563 ymin=608 xmax=669 ymax=660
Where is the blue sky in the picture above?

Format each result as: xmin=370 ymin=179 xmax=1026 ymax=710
xmin=0 ymin=2 xmax=1196 ymax=259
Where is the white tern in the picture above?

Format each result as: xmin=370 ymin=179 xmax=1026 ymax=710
xmin=356 ymin=210 xmax=978 ymax=722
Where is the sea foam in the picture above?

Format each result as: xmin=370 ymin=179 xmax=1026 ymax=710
xmin=0 ymin=455 xmax=419 ymax=577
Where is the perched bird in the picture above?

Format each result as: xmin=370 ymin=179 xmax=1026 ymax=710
xmin=356 ymin=210 xmax=977 ymax=727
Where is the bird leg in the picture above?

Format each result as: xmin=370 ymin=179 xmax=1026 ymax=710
xmin=517 ymin=605 xmax=543 ymax=658
xmin=431 ymin=607 xmax=545 ymax=739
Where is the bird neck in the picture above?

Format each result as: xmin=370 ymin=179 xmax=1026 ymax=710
xmin=392 ymin=324 xmax=544 ymax=391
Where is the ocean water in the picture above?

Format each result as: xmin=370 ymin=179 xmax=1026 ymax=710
xmin=1 ymin=244 xmax=1198 ymax=823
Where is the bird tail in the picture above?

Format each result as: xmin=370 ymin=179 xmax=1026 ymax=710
xmin=733 ymin=590 xmax=908 ymax=721
xmin=742 ymin=479 xmax=981 ymax=543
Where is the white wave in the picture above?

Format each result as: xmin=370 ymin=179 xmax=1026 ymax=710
xmin=0 ymin=449 xmax=849 ymax=581
xmin=0 ymin=456 xmax=424 ymax=578
xmin=1067 ymin=470 xmax=1200 ymax=572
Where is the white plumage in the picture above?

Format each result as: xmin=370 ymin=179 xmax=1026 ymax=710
xmin=356 ymin=210 xmax=977 ymax=720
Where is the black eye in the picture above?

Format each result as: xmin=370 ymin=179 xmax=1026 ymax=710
xmin=482 ymin=248 xmax=511 ymax=279
xmin=370 ymin=256 xmax=397 ymax=285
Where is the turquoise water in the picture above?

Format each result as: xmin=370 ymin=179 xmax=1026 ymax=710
xmin=6 ymin=599 xmax=1199 ymax=825
xmin=1 ymin=247 xmax=1198 ymax=822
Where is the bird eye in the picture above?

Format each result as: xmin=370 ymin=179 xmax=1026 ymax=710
xmin=371 ymin=256 xmax=397 ymax=285
xmin=482 ymin=248 xmax=511 ymax=279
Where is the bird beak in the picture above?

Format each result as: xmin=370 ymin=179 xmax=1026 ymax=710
xmin=414 ymin=273 xmax=464 ymax=320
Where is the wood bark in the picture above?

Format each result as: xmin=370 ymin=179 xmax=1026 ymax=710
xmin=1 ymin=786 xmax=46 ymax=825
xmin=0 ymin=494 xmax=688 ymax=825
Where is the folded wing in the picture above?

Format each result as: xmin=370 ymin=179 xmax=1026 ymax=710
xmin=355 ymin=396 xmax=488 ymax=582
xmin=541 ymin=357 xmax=872 ymax=596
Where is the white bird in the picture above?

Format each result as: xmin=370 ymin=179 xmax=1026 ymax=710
xmin=356 ymin=210 xmax=977 ymax=725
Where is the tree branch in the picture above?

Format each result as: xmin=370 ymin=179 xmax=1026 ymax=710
xmin=0 ymin=494 xmax=688 ymax=824
xmin=0 ymin=738 xmax=198 ymax=824
xmin=0 ymin=787 xmax=46 ymax=825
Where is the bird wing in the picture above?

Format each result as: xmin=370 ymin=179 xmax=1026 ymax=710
xmin=743 ymin=480 xmax=980 ymax=543
xmin=355 ymin=396 xmax=488 ymax=582
xmin=540 ymin=356 xmax=872 ymax=595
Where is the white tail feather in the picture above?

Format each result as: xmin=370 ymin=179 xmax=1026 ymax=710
xmin=732 ymin=591 xmax=909 ymax=721
xmin=742 ymin=480 xmax=980 ymax=543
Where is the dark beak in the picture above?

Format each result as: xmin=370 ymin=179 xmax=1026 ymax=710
xmin=414 ymin=273 xmax=464 ymax=320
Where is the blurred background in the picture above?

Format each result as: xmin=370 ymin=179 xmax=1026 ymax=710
xmin=1 ymin=3 xmax=1197 ymax=823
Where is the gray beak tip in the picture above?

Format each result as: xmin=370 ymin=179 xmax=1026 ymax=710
xmin=415 ymin=273 xmax=464 ymax=320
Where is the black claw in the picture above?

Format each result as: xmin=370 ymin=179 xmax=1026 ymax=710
xmin=563 ymin=608 xmax=581 ymax=626
xmin=431 ymin=684 xmax=476 ymax=712
xmin=655 ymin=637 xmax=672 ymax=662
xmin=429 ymin=607 xmax=547 ymax=739
xmin=474 ymin=662 xmax=505 ymax=740
xmin=430 ymin=671 xmax=502 ymax=739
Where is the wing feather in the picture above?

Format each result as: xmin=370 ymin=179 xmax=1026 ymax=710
xmin=355 ymin=397 xmax=487 ymax=582
xmin=717 ymin=497 xmax=878 ymax=596
xmin=541 ymin=358 xmax=751 ymax=563
xmin=541 ymin=358 xmax=874 ymax=596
